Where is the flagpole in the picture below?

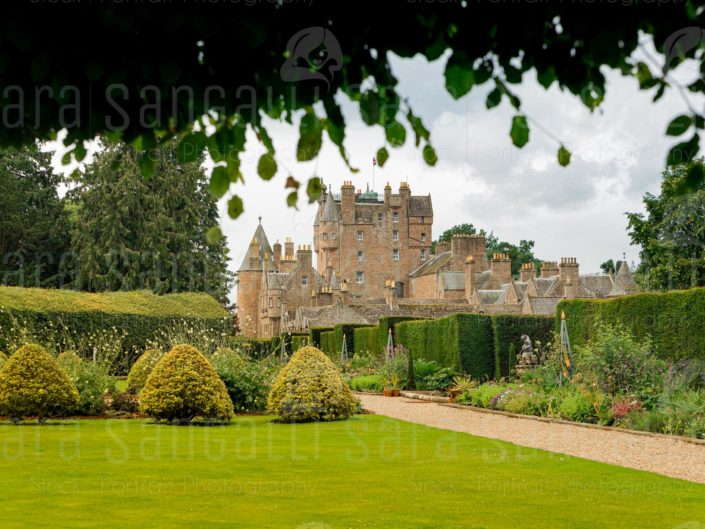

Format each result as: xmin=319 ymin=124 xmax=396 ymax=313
xmin=372 ymin=158 xmax=376 ymax=190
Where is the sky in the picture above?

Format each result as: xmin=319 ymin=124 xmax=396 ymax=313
xmin=48 ymin=36 xmax=703 ymax=291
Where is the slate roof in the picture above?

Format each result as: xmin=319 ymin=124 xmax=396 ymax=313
xmin=238 ymin=224 xmax=274 ymax=272
xmin=580 ymin=274 xmax=614 ymax=297
xmin=531 ymin=277 xmax=558 ymax=296
xmin=410 ymin=252 xmax=452 ymax=277
xmin=477 ymin=290 xmax=503 ymax=304
xmin=321 ymin=192 xmax=340 ymax=222
xmin=523 ymin=296 xmax=562 ymax=315
xmin=474 ymin=270 xmax=493 ymax=290
xmin=408 ymin=196 xmax=433 ymax=217
xmin=611 ymin=261 xmax=637 ymax=295
xmin=440 ymin=271 xmax=465 ymax=290
xmin=297 ymin=305 xmax=369 ymax=327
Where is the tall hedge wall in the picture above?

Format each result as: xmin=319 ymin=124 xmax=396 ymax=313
xmin=309 ymin=326 xmax=334 ymax=348
xmin=376 ymin=316 xmax=422 ymax=356
xmin=290 ymin=333 xmax=310 ymax=354
xmin=395 ymin=312 xmax=553 ymax=380
xmin=0 ymin=287 xmax=231 ymax=372
xmin=557 ymin=288 xmax=705 ymax=361
xmin=491 ymin=315 xmax=555 ymax=378
xmin=319 ymin=330 xmax=337 ymax=357
xmin=353 ymin=326 xmax=378 ymax=355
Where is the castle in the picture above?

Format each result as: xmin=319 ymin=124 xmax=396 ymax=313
xmin=236 ymin=182 xmax=638 ymax=338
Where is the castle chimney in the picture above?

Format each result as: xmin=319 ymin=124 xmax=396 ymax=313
xmin=399 ymin=182 xmax=411 ymax=202
xmin=564 ymin=277 xmax=576 ymax=299
xmin=341 ymin=180 xmax=355 ymax=224
xmin=490 ymin=253 xmax=512 ymax=288
xmin=285 ymin=237 xmax=294 ymax=259
xmin=273 ymin=241 xmax=282 ymax=269
xmin=341 ymin=280 xmax=349 ymax=305
xmin=297 ymin=245 xmax=312 ymax=270
xmin=520 ymin=262 xmax=535 ymax=282
xmin=435 ymin=241 xmax=450 ymax=255
xmin=451 ymin=234 xmax=473 ymax=272
xmin=541 ymin=261 xmax=559 ymax=278
xmin=559 ymin=257 xmax=580 ymax=288
xmin=465 ymin=256 xmax=475 ymax=302
xmin=384 ymin=182 xmax=391 ymax=206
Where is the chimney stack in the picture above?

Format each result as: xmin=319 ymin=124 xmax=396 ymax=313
xmin=541 ymin=261 xmax=559 ymax=278
xmin=490 ymin=253 xmax=512 ymax=288
xmin=465 ymin=256 xmax=476 ymax=303
xmin=519 ymin=262 xmax=535 ymax=282
xmin=559 ymin=257 xmax=580 ymax=289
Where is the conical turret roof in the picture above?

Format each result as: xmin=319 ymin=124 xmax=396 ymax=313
xmin=321 ymin=192 xmax=340 ymax=222
xmin=238 ymin=223 xmax=274 ymax=272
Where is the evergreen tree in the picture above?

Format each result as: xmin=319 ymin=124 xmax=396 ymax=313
xmin=70 ymin=142 xmax=233 ymax=301
xmin=0 ymin=147 xmax=71 ymax=288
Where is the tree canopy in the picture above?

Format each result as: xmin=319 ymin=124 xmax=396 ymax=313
xmin=627 ymin=159 xmax=705 ymax=291
xmin=1 ymin=3 xmax=704 ymax=228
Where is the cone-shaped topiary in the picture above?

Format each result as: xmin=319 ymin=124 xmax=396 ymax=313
xmin=268 ymin=345 xmax=357 ymax=422
xmin=0 ymin=351 xmax=7 ymax=370
xmin=127 ymin=348 xmax=164 ymax=392
xmin=140 ymin=344 xmax=234 ymax=424
xmin=0 ymin=343 xmax=79 ymax=423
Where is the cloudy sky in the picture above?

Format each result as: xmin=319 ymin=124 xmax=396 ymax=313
xmin=50 ymin=36 xmax=702 ymax=292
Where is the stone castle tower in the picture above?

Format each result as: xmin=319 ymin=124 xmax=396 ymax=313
xmin=313 ymin=181 xmax=433 ymax=300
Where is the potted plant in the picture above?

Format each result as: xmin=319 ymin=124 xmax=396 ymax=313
xmin=448 ymin=375 xmax=476 ymax=402
xmin=383 ymin=374 xmax=401 ymax=397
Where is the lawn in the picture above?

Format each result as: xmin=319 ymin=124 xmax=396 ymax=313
xmin=0 ymin=415 xmax=703 ymax=529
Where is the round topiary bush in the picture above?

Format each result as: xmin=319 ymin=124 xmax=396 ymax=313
xmin=127 ymin=348 xmax=164 ymax=392
xmin=0 ymin=343 xmax=79 ymax=423
xmin=140 ymin=344 xmax=234 ymax=424
xmin=0 ymin=351 xmax=7 ymax=370
xmin=268 ymin=345 xmax=357 ymax=422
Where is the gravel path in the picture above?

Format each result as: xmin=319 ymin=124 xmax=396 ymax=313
xmin=359 ymin=394 xmax=705 ymax=484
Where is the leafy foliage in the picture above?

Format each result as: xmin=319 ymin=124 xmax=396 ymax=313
xmin=627 ymin=160 xmax=705 ymax=290
xmin=140 ymin=344 xmax=234 ymax=423
xmin=349 ymin=374 xmax=384 ymax=393
xmin=3 ymin=6 xmax=703 ymax=212
xmin=57 ymin=351 xmax=114 ymax=415
xmin=210 ymin=348 xmax=279 ymax=412
xmin=0 ymin=343 xmax=79 ymax=422
xmin=268 ymin=346 xmax=357 ymax=422
xmin=126 ymin=348 xmax=164 ymax=392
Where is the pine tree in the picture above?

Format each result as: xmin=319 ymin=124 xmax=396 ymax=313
xmin=70 ymin=142 xmax=233 ymax=300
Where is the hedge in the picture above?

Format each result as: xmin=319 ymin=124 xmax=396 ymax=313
xmin=290 ymin=333 xmax=310 ymax=354
xmin=309 ymin=326 xmax=334 ymax=348
xmin=376 ymin=316 xmax=422 ymax=356
xmin=229 ymin=336 xmax=282 ymax=358
xmin=395 ymin=313 xmax=553 ymax=380
xmin=353 ymin=326 xmax=378 ymax=356
xmin=319 ymin=330 xmax=337 ymax=357
xmin=0 ymin=287 xmax=231 ymax=373
xmin=557 ymin=287 xmax=705 ymax=361
xmin=491 ymin=315 xmax=555 ymax=378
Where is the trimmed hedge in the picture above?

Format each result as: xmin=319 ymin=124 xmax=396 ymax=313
xmin=353 ymin=326 xmax=378 ymax=356
xmin=319 ymin=330 xmax=337 ymax=357
xmin=309 ymin=326 xmax=334 ymax=348
xmin=0 ymin=287 xmax=232 ymax=373
xmin=491 ymin=315 xmax=555 ymax=378
xmin=376 ymin=316 xmax=422 ymax=356
xmin=557 ymin=288 xmax=705 ymax=361
xmin=395 ymin=313 xmax=553 ymax=380
xmin=290 ymin=333 xmax=310 ymax=354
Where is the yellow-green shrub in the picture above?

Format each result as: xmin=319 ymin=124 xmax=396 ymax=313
xmin=0 ymin=351 xmax=7 ymax=370
xmin=0 ymin=343 xmax=79 ymax=423
xmin=140 ymin=344 xmax=233 ymax=423
xmin=268 ymin=345 xmax=357 ymax=422
xmin=127 ymin=348 xmax=164 ymax=392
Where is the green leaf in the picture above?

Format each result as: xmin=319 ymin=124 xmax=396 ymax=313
xmin=257 ymin=154 xmax=277 ymax=180
xmin=557 ymin=145 xmax=572 ymax=167
xmin=444 ymin=52 xmax=474 ymax=99
xmin=359 ymin=91 xmax=381 ymax=125
xmin=75 ymin=142 xmax=87 ymax=162
xmin=510 ymin=115 xmax=530 ymax=148
xmin=486 ymin=88 xmax=502 ymax=109
xmin=61 ymin=151 xmax=72 ymax=166
xmin=209 ymin=166 xmax=230 ymax=197
xmin=296 ymin=111 xmax=323 ymax=162
xmin=286 ymin=191 xmax=298 ymax=208
xmin=666 ymin=115 xmax=693 ymax=136
xmin=636 ymin=61 xmax=657 ymax=89
xmin=227 ymin=195 xmax=244 ymax=219
xmin=667 ymin=134 xmax=700 ymax=166
xmin=177 ymin=132 xmax=207 ymax=163
xmin=306 ymin=177 xmax=323 ymax=203
xmin=206 ymin=226 xmax=224 ymax=244
xmin=385 ymin=121 xmax=407 ymax=148
xmin=676 ymin=162 xmax=705 ymax=194
xmin=406 ymin=109 xmax=430 ymax=147
xmin=377 ymin=147 xmax=389 ymax=168
xmin=422 ymin=144 xmax=438 ymax=166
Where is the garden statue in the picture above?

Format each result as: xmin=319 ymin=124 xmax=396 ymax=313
xmin=515 ymin=335 xmax=540 ymax=375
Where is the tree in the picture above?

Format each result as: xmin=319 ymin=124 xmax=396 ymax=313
xmin=69 ymin=142 xmax=233 ymax=301
xmin=0 ymin=147 xmax=71 ymax=288
xmin=600 ymin=259 xmax=625 ymax=275
xmin=434 ymin=224 xmax=541 ymax=277
xmin=1 ymin=4 xmax=703 ymax=224
xmin=627 ymin=160 xmax=705 ymax=290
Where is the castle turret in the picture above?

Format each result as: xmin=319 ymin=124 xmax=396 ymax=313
xmin=236 ymin=222 xmax=273 ymax=337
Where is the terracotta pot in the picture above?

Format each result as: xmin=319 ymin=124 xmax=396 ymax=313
xmin=392 ymin=389 xmax=401 ymax=397
xmin=383 ymin=388 xmax=393 ymax=397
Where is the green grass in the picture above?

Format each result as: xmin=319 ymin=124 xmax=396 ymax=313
xmin=0 ymin=415 xmax=703 ymax=528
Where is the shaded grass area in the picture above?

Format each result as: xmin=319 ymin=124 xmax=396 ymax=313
xmin=0 ymin=415 xmax=703 ymax=528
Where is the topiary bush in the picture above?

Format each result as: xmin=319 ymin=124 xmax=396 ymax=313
xmin=57 ymin=351 xmax=113 ymax=415
xmin=0 ymin=351 xmax=7 ymax=370
xmin=268 ymin=345 xmax=357 ymax=422
xmin=127 ymin=348 xmax=164 ymax=392
xmin=0 ymin=343 xmax=79 ymax=423
xmin=140 ymin=344 xmax=233 ymax=424
xmin=210 ymin=348 xmax=278 ymax=412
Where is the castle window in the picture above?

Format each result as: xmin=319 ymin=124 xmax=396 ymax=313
xmin=378 ymin=212 xmax=383 ymax=223
xmin=268 ymin=297 xmax=273 ymax=308
xmin=358 ymin=251 xmax=364 ymax=262
xmin=277 ymin=298 xmax=281 ymax=307
xmin=302 ymin=275 xmax=308 ymax=286
xmin=393 ymin=211 xmax=399 ymax=223
xmin=393 ymin=230 xmax=399 ymax=241
xmin=421 ymin=249 xmax=427 ymax=261
xmin=393 ymin=249 xmax=400 ymax=261
xmin=322 ymin=233 xmax=328 ymax=240
xmin=356 ymin=271 xmax=364 ymax=284
xmin=421 ymin=233 xmax=427 ymax=242
xmin=331 ymin=232 xmax=336 ymax=240
xmin=357 ymin=231 xmax=364 ymax=241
